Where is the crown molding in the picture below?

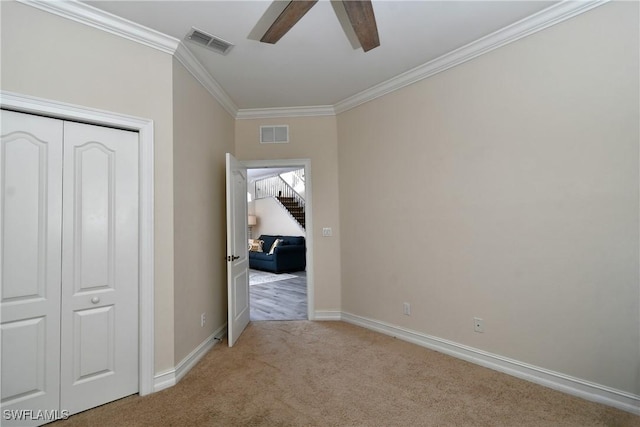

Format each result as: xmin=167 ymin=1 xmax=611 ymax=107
xmin=174 ymin=44 xmax=238 ymax=118
xmin=18 ymin=0 xmax=238 ymax=117
xmin=18 ymin=0 xmax=180 ymax=55
xmin=18 ymin=0 xmax=609 ymax=119
xmin=236 ymin=105 xmax=335 ymax=120
xmin=334 ymin=0 xmax=610 ymax=114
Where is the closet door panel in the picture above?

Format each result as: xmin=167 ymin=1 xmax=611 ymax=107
xmin=60 ymin=121 xmax=139 ymax=415
xmin=1 ymin=110 xmax=63 ymax=426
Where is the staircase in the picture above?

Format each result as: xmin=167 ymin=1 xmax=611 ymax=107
xmin=277 ymin=196 xmax=305 ymax=229
xmin=254 ymin=169 xmax=306 ymax=230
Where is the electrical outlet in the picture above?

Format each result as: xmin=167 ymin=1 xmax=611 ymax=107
xmin=473 ymin=317 xmax=484 ymax=333
xmin=201 ymin=313 xmax=206 ymax=327
xmin=322 ymin=227 xmax=332 ymax=237
xmin=403 ymin=302 xmax=411 ymax=316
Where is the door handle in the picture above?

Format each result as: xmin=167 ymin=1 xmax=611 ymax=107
xmin=227 ymin=255 xmax=240 ymax=262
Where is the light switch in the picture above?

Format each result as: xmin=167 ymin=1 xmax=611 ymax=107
xmin=322 ymin=227 xmax=332 ymax=237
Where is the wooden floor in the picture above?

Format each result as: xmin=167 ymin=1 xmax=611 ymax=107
xmin=250 ymin=270 xmax=307 ymax=321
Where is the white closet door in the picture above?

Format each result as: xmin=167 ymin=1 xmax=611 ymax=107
xmin=1 ymin=110 xmax=63 ymax=426
xmin=60 ymin=121 xmax=139 ymax=415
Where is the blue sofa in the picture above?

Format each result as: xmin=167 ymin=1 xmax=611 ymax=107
xmin=249 ymin=235 xmax=306 ymax=273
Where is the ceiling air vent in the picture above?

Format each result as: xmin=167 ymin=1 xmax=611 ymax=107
xmin=185 ymin=27 xmax=233 ymax=55
xmin=260 ymin=125 xmax=289 ymax=144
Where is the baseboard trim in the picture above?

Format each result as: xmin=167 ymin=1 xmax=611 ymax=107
xmin=175 ymin=323 xmax=228 ymax=383
xmin=313 ymin=310 xmax=342 ymax=321
xmin=340 ymin=312 xmax=640 ymax=415
xmin=153 ymin=323 xmax=228 ymax=392
xmin=153 ymin=369 xmax=176 ymax=393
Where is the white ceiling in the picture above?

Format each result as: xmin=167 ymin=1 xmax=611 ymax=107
xmin=85 ymin=0 xmax=557 ymax=110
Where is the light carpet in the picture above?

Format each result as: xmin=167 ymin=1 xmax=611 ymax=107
xmin=51 ymin=321 xmax=638 ymax=427
xmin=249 ymin=269 xmax=296 ymax=285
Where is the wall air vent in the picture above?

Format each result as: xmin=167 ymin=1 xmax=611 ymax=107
xmin=185 ymin=27 xmax=233 ymax=55
xmin=260 ymin=125 xmax=289 ymax=144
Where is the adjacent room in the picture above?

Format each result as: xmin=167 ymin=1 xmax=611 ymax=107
xmin=1 ymin=0 xmax=638 ymax=425
xmin=247 ymin=166 xmax=308 ymax=321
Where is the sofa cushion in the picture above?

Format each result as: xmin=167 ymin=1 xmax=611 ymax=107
xmin=258 ymin=235 xmax=278 ymax=252
xmin=268 ymin=239 xmax=284 ymax=255
xmin=249 ymin=251 xmax=273 ymax=262
xmin=282 ymin=236 xmax=305 ymax=246
xmin=248 ymin=239 xmax=264 ymax=252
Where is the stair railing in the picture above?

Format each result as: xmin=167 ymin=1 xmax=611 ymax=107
xmin=254 ymin=172 xmax=306 ymax=229
xmin=254 ymin=175 xmax=305 ymax=209
xmin=284 ymin=168 xmax=305 ymax=191
xmin=279 ymin=168 xmax=305 ymax=198
xmin=293 ymin=168 xmax=305 ymax=183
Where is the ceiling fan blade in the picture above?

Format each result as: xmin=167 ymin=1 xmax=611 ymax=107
xmin=260 ymin=0 xmax=319 ymax=44
xmin=342 ymin=0 xmax=380 ymax=52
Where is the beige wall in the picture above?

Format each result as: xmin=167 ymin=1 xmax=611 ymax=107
xmin=0 ymin=1 xmax=176 ymax=372
xmin=235 ymin=117 xmax=341 ymax=311
xmin=253 ymin=198 xmax=306 ymax=238
xmin=172 ymin=60 xmax=234 ymax=364
xmin=337 ymin=1 xmax=639 ymax=395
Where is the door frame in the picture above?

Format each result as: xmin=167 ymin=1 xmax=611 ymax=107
xmin=0 ymin=90 xmax=155 ymax=396
xmin=243 ymin=158 xmax=314 ymax=320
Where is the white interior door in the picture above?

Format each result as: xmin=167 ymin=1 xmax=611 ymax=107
xmin=225 ymin=153 xmax=249 ymax=347
xmin=60 ymin=121 xmax=139 ymax=414
xmin=1 ymin=111 xmax=63 ymax=427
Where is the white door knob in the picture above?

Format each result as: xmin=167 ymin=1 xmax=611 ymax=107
xmin=91 ymin=297 xmax=100 ymax=304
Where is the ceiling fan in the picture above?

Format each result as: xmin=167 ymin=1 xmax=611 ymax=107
xmin=260 ymin=0 xmax=380 ymax=52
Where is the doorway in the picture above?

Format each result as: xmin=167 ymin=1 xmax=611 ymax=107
xmin=243 ymin=159 xmax=314 ymax=322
